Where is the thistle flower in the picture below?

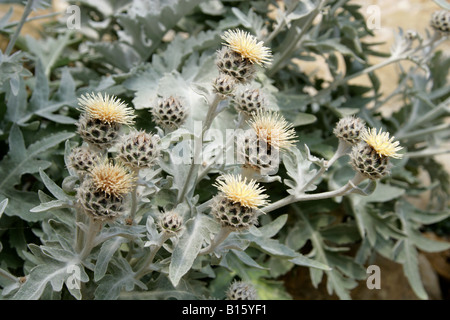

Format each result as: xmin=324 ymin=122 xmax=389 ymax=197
xmin=214 ymin=173 xmax=269 ymax=209
xmin=211 ymin=174 xmax=269 ymax=230
xmin=226 ymin=280 xmax=258 ymax=300
xmin=350 ymin=128 xmax=403 ymax=180
xmin=90 ymin=160 xmax=135 ymax=198
xmin=333 ymin=116 xmax=366 ymax=146
xmin=361 ymin=127 xmax=403 ymax=159
xmin=240 ymin=130 xmax=279 ymax=174
xmin=221 ymin=29 xmax=272 ymax=67
xmin=350 ymin=142 xmax=392 ymax=180
xmin=76 ymin=93 xmax=135 ymax=149
xmin=77 ymin=160 xmax=135 ymax=221
xmin=248 ymin=110 xmax=297 ymax=151
xmin=216 ymin=47 xmax=257 ymax=83
xmin=78 ymin=92 xmax=135 ymax=126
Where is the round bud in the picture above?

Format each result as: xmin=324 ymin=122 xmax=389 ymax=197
xmin=333 ymin=116 xmax=366 ymax=146
xmin=216 ymin=47 xmax=256 ymax=83
xmin=430 ymin=10 xmax=450 ymax=34
xmin=67 ymin=147 xmax=99 ymax=176
xmin=212 ymin=74 xmax=237 ymax=97
xmin=117 ymin=130 xmax=161 ymax=168
xmin=350 ymin=142 xmax=392 ymax=180
xmin=210 ymin=193 xmax=259 ymax=231
xmin=151 ymin=96 xmax=188 ymax=130
xmin=77 ymin=178 xmax=127 ymax=221
xmin=226 ymin=281 xmax=258 ymax=300
xmin=77 ymin=114 xmax=121 ymax=150
xmin=159 ymin=210 xmax=183 ymax=235
xmin=233 ymin=88 xmax=267 ymax=116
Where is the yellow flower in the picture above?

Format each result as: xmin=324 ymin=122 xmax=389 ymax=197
xmin=248 ymin=110 xmax=297 ymax=150
xmin=78 ymin=92 xmax=135 ymax=125
xmin=214 ymin=174 xmax=269 ymax=209
xmin=90 ymin=160 xmax=135 ymax=198
xmin=221 ymin=29 xmax=272 ymax=67
xmin=361 ymin=127 xmax=403 ymax=159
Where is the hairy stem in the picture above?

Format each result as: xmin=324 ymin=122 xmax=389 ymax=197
xmin=79 ymin=218 xmax=103 ymax=260
xmin=0 ymin=267 xmax=18 ymax=283
xmin=198 ymin=226 xmax=233 ymax=256
xmin=177 ymin=94 xmax=223 ymax=204
xmin=267 ymin=0 xmax=327 ymax=77
xmin=299 ymin=140 xmax=350 ymax=194
xmin=134 ymin=233 xmax=171 ymax=280
xmin=74 ymin=205 xmax=86 ymax=253
xmin=5 ymin=0 xmax=34 ymax=56
xmin=262 ymin=173 xmax=366 ymax=214
xmin=128 ymin=168 xmax=140 ymax=224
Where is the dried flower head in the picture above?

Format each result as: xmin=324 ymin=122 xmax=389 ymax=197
xmin=77 ymin=178 xmax=127 ymax=221
xmin=216 ymin=47 xmax=257 ymax=83
xmin=151 ymin=96 xmax=188 ymax=130
xmin=90 ymin=160 xmax=135 ymax=198
xmin=333 ymin=116 xmax=366 ymax=146
xmin=67 ymin=146 xmax=99 ymax=175
xmin=214 ymin=173 xmax=269 ymax=209
xmin=233 ymin=87 xmax=267 ymax=116
xmin=213 ymin=73 xmax=238 ymax=97
xmin=430 ymin=10 xmax=450 ymax=34
xmin=78 ymin=92 xmax=135 ymax=125
xmin=159 ymin=210 xmax=184 ymax=235
xmin=226 ymin=280 xmax=258 ymax=300
xmin=248 ymin=110 xmax=297 ymax=150
xmin=350 ymin=142 xmax=391 ymax=180
xmin=361 ymin=128 xmax=403 ymax=159
xmin=117 ymin=129 xmax=161 ymax=168
xmin=221 ymin=29 xmax=272 ymax=67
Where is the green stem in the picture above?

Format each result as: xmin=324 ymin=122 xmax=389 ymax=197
xmin=267 ymin=0 xmax=327 ymax=77
xmin=4 ymin=0 xmax=34 ymax=56
xmin=397 ymin=97 xmax=450 ymax=137
xmin=74 ymin=204 xmax=86 ymax=253
xmin=128 ymin=168 xmax=140 ymax=223
xmin=79 ymin=218 xmax=103 ymax=260
xmin=0 ymin=267 xmax=17 ymax=283
xmin=396 ymin=123 xmax=450 ymax=140
xmin=197 ymin=198 xmax=213 ymax=213
xmin=5 ymin=11 xmax=61 ymax=29
xmin=177 ymin=94 xmax=223 ymax=204
xmin=198 ymin=226 xmax=232 ymax=256
xmin=262 ymin=173 xmax=366 ymax=214
xmin=405 ymin=148 xmax=450 ymax=158
xmin=299 ymin=140 xmax=350 ymax=194
xmin=134 ymin=233 xmax=170 ymax=280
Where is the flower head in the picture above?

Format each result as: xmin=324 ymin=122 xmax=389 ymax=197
xmin=226 ymin=280 xmax=258 ymax=300
xmin=78 ymin=92 xmax=135 ymax=125
xmin=361 ymin=128 xmax=403 ymax=159
xmin=89 ymin=160 xmax=135 ymax=198
xmin=430 ymin=10 xmax=450 ymax=34
xmin=159 ymin=210 xmax=184 ymax=235
xmin=333 ymin=116 xmax=366 ymax=146
xmin=248 ymin=110 xmax=297 ymax=150
xmin=214 ymin=173 xmax=269 ymax=209
xmin=221 ymin=29 xmax=272 ymax=67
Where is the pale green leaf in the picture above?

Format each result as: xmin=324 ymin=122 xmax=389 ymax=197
xmin=169 ymin=214 xmax=214 ymax=287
